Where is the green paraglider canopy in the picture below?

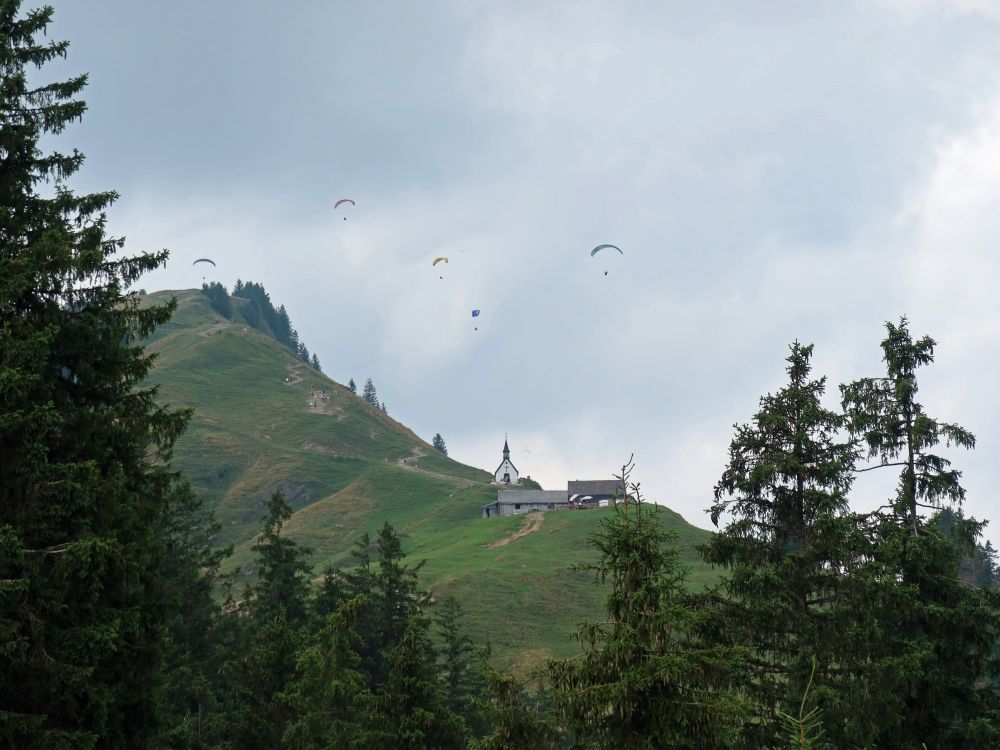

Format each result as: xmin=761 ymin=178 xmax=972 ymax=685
xmin=590 ymin=244 xmax=622 ymax=257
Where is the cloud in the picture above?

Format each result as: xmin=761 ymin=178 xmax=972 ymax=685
xmin=50 ymin=1 xmax=1000 ymax=548
xmin=878 ymin=0 xmax=1000 ymax=23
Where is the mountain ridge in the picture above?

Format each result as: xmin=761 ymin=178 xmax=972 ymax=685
xmin=142 ymin=287 xmax=716 ymax=671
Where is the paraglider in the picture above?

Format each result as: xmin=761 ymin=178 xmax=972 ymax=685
xmin=433 ymin=256 xmax=449 ymax=279
xmin=192 ymin=258 xmax=216 ymax=267
xmin=591 ymin=244 xmax=622 ymax=276
xmin=471 ymin=309 xmax=480 ymax=317
xmin=334 ymin=198 xmax=355 ymax=220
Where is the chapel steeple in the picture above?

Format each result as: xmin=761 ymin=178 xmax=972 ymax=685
xmin=494 ymin=434 xmax=519 ymax=485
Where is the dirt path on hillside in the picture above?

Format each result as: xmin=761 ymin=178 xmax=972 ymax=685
xmin=388 ymin=446 xmax=478 ymax=488
xmin=489 ymin=512 xmax=544 ymax=548
xmin=199 ymin=320 xmax=230 ymax=336
xmin=396 ymin=446 xmax=427 ymax=467
xmin=284 ymin=363 xmax=304 ymax=386
xmin=306 ymin=384 xmax=341 ymax=415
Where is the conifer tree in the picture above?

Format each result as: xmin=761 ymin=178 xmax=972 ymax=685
xmin=0 ymin=4 xmax=190 ymax=745
xmin=432 ymin=433 xmax=448 ymax=455
xmin=310 ymin=352 xmax=321 ymax=371
xmin=702 ymin=342 xmax=865 ymax=746
xmin=840 ymin=317 xmax=975 ymax=535
xmin=217 ymin=490 xmax=313 ymax=748
xmin=376 ymin=619 xmax=468 ymax=750
xmin=980 ymin=541 xmax=998 ymax=589
xmin=200 ymin=281 xmax=232 ymax=319
xmin=381 ymin=400 xmax=388 ymax=414
xmin=315 ymin=532 xmax=374 ymax=674
xmin=548 ymin=460 xmax=746 ymax=749
xmin=250 ymin=489 xmax=312 ymax=627
xmin=318 ymin=524 xmax=432 ymax=690
xmin=369 ymin=522 xmax=429 ymax=679
xmin=434 ymin=595 xmax=485 ymax=732
xmin=839 ymin=320 xmax=1000 ymax=747
xmin=348 ymin=377 xmax=357 ymax=394
xmin=155 ymin=481 xmax=232 ymax=750
xmin=283 ymin=596 xmax=378 ymax=750
xmin=362 ymin=377 xmax=378 ymax=405
xmin=472 ymin=668 xmax=560 ymax=750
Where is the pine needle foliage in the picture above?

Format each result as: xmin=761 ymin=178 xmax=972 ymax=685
xmin=840 ymin=317 xmax=975 ymax=535
xmin=432 ymin=433 xmax=448 ymax=455
xmin=548 ymin=459 xmax=746 ymax=749
xmin=216 ymin=491 xmax=313 ymax=749
xmin=282 ymin=595 xmax=378 ymax=750
xmin=1 ymin=3 xmax=190 ymax=745
xmin=472 ymin=667 xmax=560 ymax=750
xmin=375 ymin=618 xmax=468 ymax=750
xmin=838 ymin=320 xmax=1000 ymax=747
xmin=702 ymin=342 xmax=864 ymax=746
xmin=772 ymin=658 xmax=828 ymax=750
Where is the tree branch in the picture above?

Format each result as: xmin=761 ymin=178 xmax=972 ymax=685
xmin=855 ymin=462 xmax=908 ymax=473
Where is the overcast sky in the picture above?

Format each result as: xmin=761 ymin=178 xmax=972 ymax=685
xmin=46 ymin=1 xmax=1000 ymax=545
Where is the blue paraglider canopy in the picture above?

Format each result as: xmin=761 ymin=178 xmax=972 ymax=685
xmin=471 ymin=309 xmax=480 ymax=317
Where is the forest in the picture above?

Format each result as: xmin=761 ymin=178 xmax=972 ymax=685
xmin=2 ymin=4 xmax=999 ymax=749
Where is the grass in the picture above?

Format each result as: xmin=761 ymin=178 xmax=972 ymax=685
xmin=143 ymin=288 xmax=718 ymax=672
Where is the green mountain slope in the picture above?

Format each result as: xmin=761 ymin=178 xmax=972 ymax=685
xmin=144 ymin=289 xmax=716 ymax=671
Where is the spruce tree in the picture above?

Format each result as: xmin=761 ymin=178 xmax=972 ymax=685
xmin=315 ymin=533 xmax=374 ymax=667
xmin=472 ymin=668 xmax=559 ymax=750
xmin=839 ymin=320 xmax=1000 ymax=747
xmin=310 ymin=352 xmax=321 ymax=371
xmin=362 ymin=377 xmax=378 ymax=406
xmin=200 ymin=281 xmax=232 ymax=319
xmin=548 ymin=460 xmax=746 ymax=749
xmin=434 ymin=595 xmax=485 ymax=733
xmin=840 ymin=317 xmax=975 ymax=535
xmin=249 ymin=489 xmax=312 ymax=628
xmin=283 ymin=596 xmax=378 ymax=750
xmin=432 ymin=433 xmax=448 ymax=455
xmin=318 ymin=524 xmax=432 ymax=690
xmin=376 ymin=619 xmax=468 ymax=750
xmin=154 ymin=481 xmax=231 ymax=750
xmin=0 ymin=4 xmax=189 ymax=745
xmin=369 ymin=522 xmax=429 ymax=681
xmin=981 ymin=541 xmax=998 ymax=588
xmin=216 ymin=490 xmax=313 ymax=748
xmin=348 ymin=377 xmax=357 ymax=394
xmin=702 ymin=342 xmax=865 ymax=746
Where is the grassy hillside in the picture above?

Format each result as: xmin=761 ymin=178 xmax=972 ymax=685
xmin=143 ymin=288 xmax=716 ymax=672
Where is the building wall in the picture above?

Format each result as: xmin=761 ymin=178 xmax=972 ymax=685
xmin=483 ymin=501 xmax=555 ymax=518
xmin=494 ymin=459 xmax=519 ymax=484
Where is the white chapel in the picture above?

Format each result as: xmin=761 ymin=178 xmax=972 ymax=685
xmin=494 ymin=437 xmax=519 ymax=485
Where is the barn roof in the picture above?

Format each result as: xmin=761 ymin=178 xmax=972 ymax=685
xmin=497 ymin=490 xmax=568 ymax=504
xmin=567 ymin=480 xmax=628 ymax=498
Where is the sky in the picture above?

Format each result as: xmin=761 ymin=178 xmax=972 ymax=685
xmin=44 ymin=0 xmax=1000 ymax=545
